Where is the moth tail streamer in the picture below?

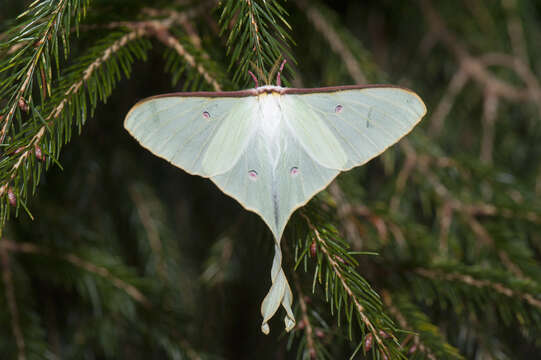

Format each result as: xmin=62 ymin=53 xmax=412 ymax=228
xmin=260 ymin=242 xmax=295 ymax=334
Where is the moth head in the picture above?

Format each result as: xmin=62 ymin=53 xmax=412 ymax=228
xmin=249 ymin=56 xmax=287 ymax=87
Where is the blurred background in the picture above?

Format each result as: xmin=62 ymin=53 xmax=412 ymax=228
xmin=1 ymin=0 xmax=541 ymax=359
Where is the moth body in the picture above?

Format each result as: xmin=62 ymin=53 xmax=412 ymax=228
xmin=257 ymin=93 xmax=283 ymax=169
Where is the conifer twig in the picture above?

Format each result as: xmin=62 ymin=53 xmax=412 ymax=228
xmin=416 ymin=268 xmax=541 ymax=309
xmin=293 ymin=273 xmax=317 ymax=359
xmin=301 ymin=213 xmax=388 ymax=356
xmin=428 ymin=68 xmax=469 ymax=136
xmin=382 ymin=291 xmax=436 ymax=360
xmin=501 ymin=0 xmax=529 ymax=66
xmin=0 ymin=29 xmax=146 ymax=198
xmin=220 ymin=0 xmax=292 ymax=83
xmin=148 ymin=23 xmax=221 ymax=91
xmin=418 ymin=0 xmax=529 ymax=101
xmin=80 ymin=15 xmax=221 ymax=91
xmin=419 ymin=161 xmax=528 ymax=276
xmin=0 ymin=0 xmax=72 ymax=143
xmin=0 ymin=240 xmax=151 ymax=307
xmin=295 ymin=0 xmax=367 ymax=84
xmin=480 ymin=91 xmax=498 ymax=164
xmin=0 ymin=243 xmax=25 ymax=360
xmin=129 ymin=185 xmax=166 ymax=279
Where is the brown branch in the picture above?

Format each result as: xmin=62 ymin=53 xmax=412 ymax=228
xmin=1 ymin=10 xmax=223 ymax=197
xmin=418 ymin=160 xmax=527 ymax=277
xmin=418 ymin=0 xmax=530 ymax=101
xmin=0 ymin=30 xmax=145 ymax=198
xmin=0 ymin=244 xmax=26 ymax=360
xmin=480 ymin=53 xmax=541 ymax=119
xmin=245 ymin=0 xmax=263 ymax=70
xmin=416 ymin=267 xmax=541 ymax=309
xmin=148 ymin=22 xmax=221 ymax=91
xmin=464 ymin=215 xmax=524 ymax=278
xmin=437 ymin=201 xmax=454 ymax=255
xmin=501 ymin=0 xmax=529 ymax=66
xmin=129 ymin=185 xmax=166 ymax=279
xmin=390 ymin=140 xmax=417 ymax=211
xmin=0 ymin=0 xmax=69 ymax=144
xmin=0 ymin=240 xmax=151 ymax=307
xmin=295 ymin=0 xmax=367 ymax=84
xmin=382 ymin=290 xmax=436 ymax=360
xmin=301 ymin=213 xmax=388 ymax=355
xmin=293 ymin=273 xmax=317 ymax=359
xmin=480 ymin=91 xmax=498 ymax=164
xmin=328 ymin=182 xmax=364 ymax=248
xmin=428 ymin=67 xmax=469 ymax=136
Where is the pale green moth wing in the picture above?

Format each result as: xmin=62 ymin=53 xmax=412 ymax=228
xmin=124 ymin=95 xmax=257 ymax=177
xmin=282 ymin=87 xmax=427 ymax=171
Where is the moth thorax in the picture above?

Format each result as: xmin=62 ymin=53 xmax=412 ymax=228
xmin=259 ymin=94 xmax=282 ymax=139
xmin=258 ymin=94 xmax=282 ymax=168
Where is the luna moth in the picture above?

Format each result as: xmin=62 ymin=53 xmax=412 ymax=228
xmin=124 ymin=68 xmax=427 ymax=334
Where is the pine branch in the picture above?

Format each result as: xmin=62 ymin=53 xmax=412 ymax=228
xmin=0 ymin=239 xmax=150 ymax=307
xmin=79 ymin=7 xmax=225 ymax=90
xmin=0 ymin=243 xmax=25 ymax=360
xmin=0 ymin=30 xmax=151 ymax=225
xmin=288 ymin=272 xmax=336 ymax=360
xmin=415 ymin=266 xmax=541 ymax=311
xmin=382 ymin=291 xmax=463 ymax=360
xmin=292 ymin=273 xmax=318 ymax=359
xmin=129 ymin=184 xmax=167 ymax=280
xmin=158 ymin=27 xmax=222 ymax=91
xmin=297 ymin=213 xmax=404 ymax=359
xmin=0 ymin=0 xmax=90 ymax=143
xmin=294 ymin=0 xmax=369 ymax=84
xmin=219 ymin=0 xmax=294 ymax=84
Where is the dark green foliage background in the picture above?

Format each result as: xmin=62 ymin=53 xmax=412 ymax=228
xmin=1 ymin=0 xmax=541 ymax=359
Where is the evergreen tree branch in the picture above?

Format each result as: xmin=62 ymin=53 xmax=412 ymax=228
xmin=0 ymin=0 xmax=90 ymax=143
xmin=0 ymin=239 xmax=151 ymax=307
xmin=201 ymin=235 xmax=236 ymax=286
xmin=293 ymin=272 xmax=318 ymax=359
xmin=220 ymin=0 xmax=293 ymax=84
xmin=0 ymin=243 xmax=25 ymax=360
xmin=415 ymin=266 xmax=541 ymax=310
xmin=289 ymin=272 xmax=335 ymax=359
xmin=300 ymin=213 xmax=402 ymax=359
xmin=418 ymin=0 xmax=529 ymax=101
xmin=129 ymin=184 xmax=166 ymax=280
xmin=502 ymin=0 xmax=529 ymax=65
xmin=149 ymin=23 xmax=221 ymax=91
xmin=417 ymin=157 xmax=531 ymax=277
xmin=79 ymin=13 xmax=222 ymax=91
xmin=428 ymin=68 xmax=469 ymax=136
xmin=418 ymin=0 xmax=541 ymax=139
xmin=294 ymin=0 xmax=367 ymax=84
xmin=382 ymin=290 xmax=463 ymax=360
xmin=0 ymin=29 xmax=149 ymax=224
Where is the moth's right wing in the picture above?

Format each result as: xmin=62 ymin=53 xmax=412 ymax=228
xmin=282 ymin=87 xmax=427 ymax=171
xmin=124 ymin=95 xmax=258 ymax=177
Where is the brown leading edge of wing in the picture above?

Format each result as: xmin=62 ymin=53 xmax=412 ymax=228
xmin=125 ymin=84 xmax=426 ymax=123
xmin=281 ymin=84 xmax=412 ymax=94
xmin=128 ymin=84 xmax=416 ymax=102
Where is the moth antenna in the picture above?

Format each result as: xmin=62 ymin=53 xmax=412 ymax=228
xmin=248 ymin=70 xmax=259 ymax=88
xmin=276 ymin=59 xmax=287 ymax=87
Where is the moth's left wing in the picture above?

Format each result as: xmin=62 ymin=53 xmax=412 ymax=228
xmin=282 ymin=86 xmax=427 ymax=171
xmin=124 ymin=93 xmax=257 ymax=177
